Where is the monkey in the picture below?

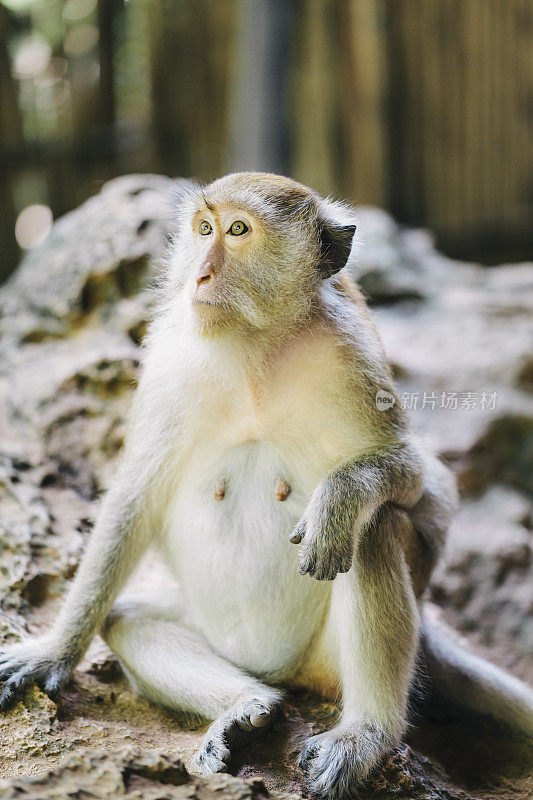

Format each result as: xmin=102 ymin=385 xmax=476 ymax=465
xmin=1 ymin=172 xmax=532 ymax=799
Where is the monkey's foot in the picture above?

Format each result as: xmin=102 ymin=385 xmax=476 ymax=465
xmin=0 ymin=636 xmax=72 ymax=709
xmin=299 ymin=721 xmax=394 ymax=799
xmin=193 ymin=694 xmax=282 ymax=774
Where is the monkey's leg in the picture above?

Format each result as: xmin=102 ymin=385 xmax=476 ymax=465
xmin=102 ymin=594 xmax=282 ymax=774
xmin=299 ymin=505 xmax=420 ymax=799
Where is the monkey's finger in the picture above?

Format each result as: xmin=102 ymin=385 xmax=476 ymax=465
xmin=311 ymin=564 xmax=337 ymax=581
xmin=0 ymin=671 xmax=31 ymax=710
xmin=0 ymin=646 xmax=27 ymax=671
xmin=43 ymin=665 xmax=70 ymax=694
xmin=0 ymin=650 xmax=14 ymax=666
xmin=298 ymin=548 xmax=316 ymax=576
xmin=0 ymin=684 xmax=16 ymax=711
xmin=198 ymin=756 xmax=228 ymax=775
xmin=298 ymin=735 xmax=322 ymax=771
xmin=0 ymin=660 xmax=19 ymax=680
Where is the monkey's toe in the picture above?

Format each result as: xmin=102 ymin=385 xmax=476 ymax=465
xmin=233 ymin=696 xmax=280 ymax=732
xmin=299 ymin=722 xmax=391 ymax=799
xmin=193 ymin=736 xmax=231 ymax=775
xmin=194 ymin=695 xmax=281 ymax=775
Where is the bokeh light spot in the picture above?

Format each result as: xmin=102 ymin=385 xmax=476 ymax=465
xmin=12 ymin=36 xmax=51 ymax=79
xmin=15 ymin=205 xmax=53 ymax=249
xmin=64 ymin=24 xmax=99 ymax=57
xmin=62 ymin=0 xmax=97 ymax=23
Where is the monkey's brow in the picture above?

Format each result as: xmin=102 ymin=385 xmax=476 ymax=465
xmin=200 ymin=188 xmax=215 ymax=212
xmin=194 ymin=198 xmax=261 ymax=219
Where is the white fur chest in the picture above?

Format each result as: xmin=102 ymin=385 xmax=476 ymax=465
xmin=156 ymin=326 xmax=374 ymax=676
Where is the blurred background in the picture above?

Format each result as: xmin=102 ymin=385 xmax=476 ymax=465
xmin=1 ymin=3 xmax=533 ymax=794
xmin=0 ymin=0 xmax=531 ymax=282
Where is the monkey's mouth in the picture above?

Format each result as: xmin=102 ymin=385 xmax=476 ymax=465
xmin=192 ymin=298 xmax=225 ymax=308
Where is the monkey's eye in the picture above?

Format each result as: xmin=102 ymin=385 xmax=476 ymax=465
xmin=228 ymin=220 xmax=249 ymax=236
xmin=199 ymin=221 xmax=212 ymax=236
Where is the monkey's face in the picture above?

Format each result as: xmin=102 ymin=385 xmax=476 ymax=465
xmin=170 ymin=173 xmax=356 ymax=336
xmin=189 ymin=203 xmax=269 ymax=329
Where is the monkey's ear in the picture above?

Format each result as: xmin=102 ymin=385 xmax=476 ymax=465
xmin=317 ymin=221 xmax=357 ymax=278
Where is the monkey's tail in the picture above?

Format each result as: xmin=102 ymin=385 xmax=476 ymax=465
xmin=419 ymin=614 xmax=533 ymax=737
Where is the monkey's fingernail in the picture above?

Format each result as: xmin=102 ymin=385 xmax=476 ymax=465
xmin=250 ymin=710 xmax=270 ymax=727
xmin=289 ymin=532 xmax=302 ymax=544
xmin=214 ymin=478 xmax=226 ymax=501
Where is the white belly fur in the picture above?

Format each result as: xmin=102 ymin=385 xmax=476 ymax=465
xmin=159 ymin=438 xmax=332 ymax=678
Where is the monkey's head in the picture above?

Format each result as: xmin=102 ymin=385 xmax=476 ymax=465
xmin=169 ymin=172 xmax=356 ymax=336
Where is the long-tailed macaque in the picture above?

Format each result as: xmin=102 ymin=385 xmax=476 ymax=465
xmin=1 ymin=173 xmax=532 ymax=798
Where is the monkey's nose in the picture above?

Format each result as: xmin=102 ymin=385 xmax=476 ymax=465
xmin=196 ymin=263 xmax=214 ymax=287
xmin=196 ymin=243 xmax=224 ymax=289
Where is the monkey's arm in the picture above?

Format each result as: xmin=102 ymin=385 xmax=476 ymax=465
xmin=290 ymin=442 xmax=425 ymax=581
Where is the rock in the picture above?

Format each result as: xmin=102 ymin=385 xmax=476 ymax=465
xmin=350 ymin=207 xmax=429 ymax=304
xmin=0 ymin=180 xmax=531 ymax=799
xmin=430 ymin=486 xmax=533 ymax=679
xmin=0 ymin=452 xmax=70 ymax=622
xmin=0 ymin=174 xmax=175 ymax=347
xmin=5 ymin=333 xmax=141 ymax=494
xmin=0 ymin=685 xmax=61 ymax=776
xmin=460 ymin=414 xmax=533 ymax=496
xmin=0 ymin=746 xmax=301 ymax=799
xmin=85 ymin=637 xmax=123 ymax=683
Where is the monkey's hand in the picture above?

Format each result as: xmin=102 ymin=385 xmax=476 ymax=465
xmin=290 ymin=476 xmax=367 ymax=581
xmin=0 ymin=635 xmax=73 ymax=709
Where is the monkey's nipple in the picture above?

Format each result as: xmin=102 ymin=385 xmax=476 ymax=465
xmin=275 ymin=478 xmax=291 ymax=501
xmin=214 ymin=478 xmax=226 ymax=501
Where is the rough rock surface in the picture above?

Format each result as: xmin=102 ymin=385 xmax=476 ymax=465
xmin=0 ymin=176 xmax=531 ymax=799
